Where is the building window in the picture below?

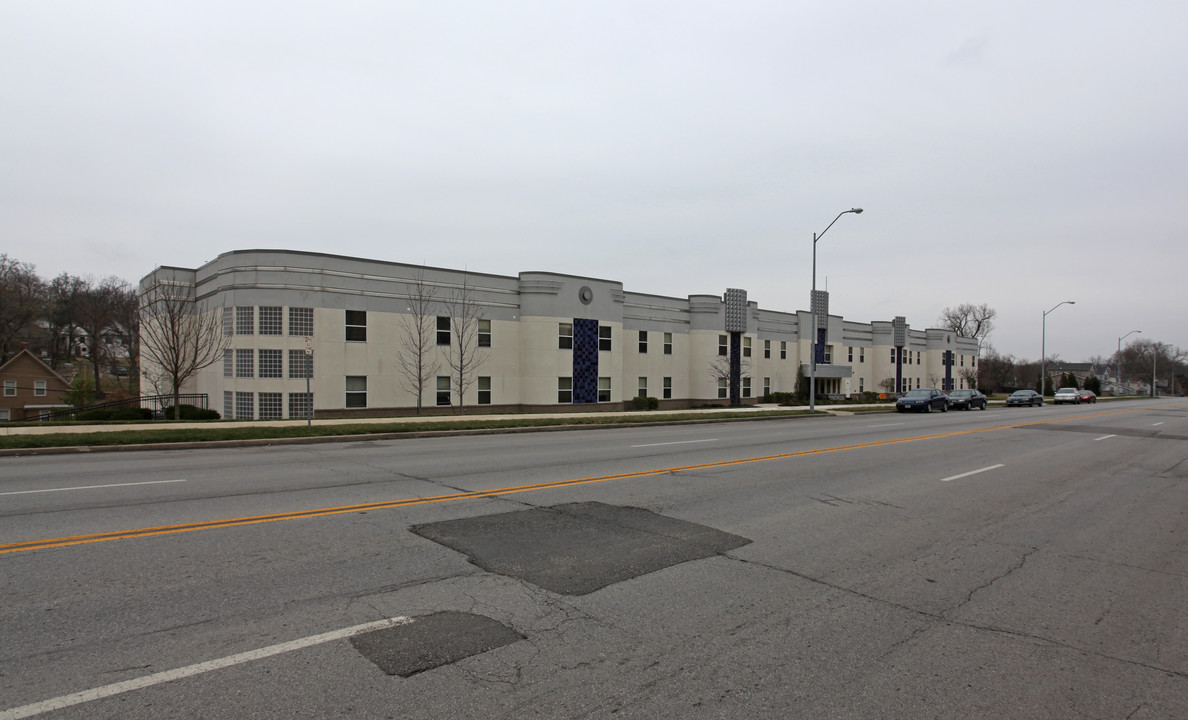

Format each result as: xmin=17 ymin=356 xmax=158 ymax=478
xmin=599 ymin=326 xmax=612 ymax=351
xmin=259 ymin=307 xmax=283 ymax=335
xmin=663 ymin=376 xmax=672 ymax=399
xmin=235 ymin=391 xmax=254 ymax=419
xmin=436 ymin=376 xmax=451 ymax=406
xmin=742 ymin=377 xmax=752 ymax=398
xmin=558 ymin=377 xmax=573 ymax=404
xmin=0 ymin=409 xmax=8 ymax=421
xmin=289 ymin=350 xmax=312 ymax=379
xmin=860 ymin=378 xmax=865 ymax=392
xmin=32 ymin=380 xmax=45 ymax=396
xmin=719 ymin=335 xmax=728 ymax=356
xmin=664 ymin=332 xmax=673 ymax=355
xmin=236 ymin=306 xmax=255 ymax=335
xmin=224 ymin=391 xmax=233 ymax=419
xmin=259 ymin=392 xmax=283 ymax=419
xmin=637 ymin=376 xmax=647 ymax=398
xmin=598 ymin=377 xmax=611 ymax=402
xmin=780 ymin=341 xmax=787 ymax=360
xmin=346 ymin=376 xmax=367 ymax=408
xmin=478 ymin=319 xmax=491 ymax=348
xmin=478 ymin=376 xmax=491 ymax=405
xmin=259 ymin=349 xmax=283 ymax=378
xmin=917 ymin=351 xmax=922 ymax=365
xmin=223 ymin=307 xmax=234 ymax=336
xmin=848 ymin=346 xmax=853 ymax=363
xmin=288 ymin=392 xmax=313 ymax=419
xmin=558 ymin=322 xmax=573 ymax=350
xmin=437 ymin=316 xmax=451 ymax=346
xmin=764 ymin=340 xmax=771 ymax=359
xmin=763 ymin=377 xmax=771 ymax=396
xmin=860 ymin=347 xmax=865 ymax=363
xmin=638 ymin=330 xmax=648 ymax=353
xmin=892 ymin=348 xmax=897 ymax=363
xmin=823 ymin=345 xmax=833 ymax=364
xmin=717 ymin=378 xmax=728 ymax=399
xmin=236 ymin=349 xmax=254 ymax=378
xmin=743 ymin=336 xmax=752 ymax=357
xmin=346 ymin=310 xmax=367 ymax=342
xmin=223 ymin=350 xmax=233 ymax=378
xmin=289 ymin=307 xmax=313 ymax=336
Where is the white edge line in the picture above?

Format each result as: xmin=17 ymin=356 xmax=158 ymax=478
xmin=1153 ymin=422 xmax=1165 ymax=426
xmin=631 ymin=439 xmax=718 ymax=448
xmin=0 ymin=479 xmax=188 ymax=497
xmin=940 ymin=464 xmax=1005 ymax=483
xmin=867 ymin=423 xmax=904 ymax=428
xmin=0 ymin=616 xmax=413 ymax=720
xmin=1094 ymin=434 xmax=1116 ymax=441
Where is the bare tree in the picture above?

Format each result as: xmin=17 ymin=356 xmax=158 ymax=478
xmin=0 ymin=254 xmax=45 ymax=363
xmin=707 ymin=356 xmax=751 ymax=403
xmin=138 ymin=276 xmax=230 ymax=419
xmin=937 ymin=303 xmax=996 ymax=350
xmin=108 ymin=280 xmax=141 ymax=395
xmin=445 ymin=274 xmax=488 ymax=414
xmin=396 ymin=268 xmax=440 ymax=414
xmin=878 ymin=377 xmax=897 ymax=393
xmin=75 ymin=276 xmax=133 ymax=397
xmin=44 ymin=273 xmax=88 ymax=370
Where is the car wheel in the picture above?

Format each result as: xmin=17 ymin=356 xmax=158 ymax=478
xmin=941 ymin=402 xmax=948 ymax=412
xmin=925 ymin=403 xmax=932 ymax=413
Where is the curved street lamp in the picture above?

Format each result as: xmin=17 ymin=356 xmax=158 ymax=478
xmin=1117 ymin=330 xmax=1141 ymax=393
xmin=810 ymin=208 xmax=863 ymax=412
xmin=1041 ymin=300 xmax=1075 ymax=397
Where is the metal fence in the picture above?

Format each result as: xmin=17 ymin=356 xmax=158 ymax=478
xmin=42 ymin=394 xmax=209 ymax=422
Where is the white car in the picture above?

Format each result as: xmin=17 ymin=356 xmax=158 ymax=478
xmin=1053 ymin=387 xmax=1081 ymax=404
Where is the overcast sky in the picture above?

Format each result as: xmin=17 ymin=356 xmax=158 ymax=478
xmin=3 ymin=1 xmax=1185 ymax=362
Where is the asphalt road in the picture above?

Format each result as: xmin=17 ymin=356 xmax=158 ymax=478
xmin=2 ymin=399 xmax=1185 ymax=719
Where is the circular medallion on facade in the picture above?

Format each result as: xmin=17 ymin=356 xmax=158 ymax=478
xmin=579 ymin=286 xmax=594 ymax=305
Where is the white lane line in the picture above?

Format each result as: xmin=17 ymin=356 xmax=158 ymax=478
xmin=868 ymin=423 xmax=904 ymax=428
xmin=1153 ymin=422 xmax=1165 ymax=426
xmin=0 ymin=479 xmax=187 ymax=497
xmin=631 ymin=439 xmax=718 ymax=448
xmin=940 ymin=464 xmax=1005 ymax=483
xmin=0 ymin=616 xmax=412 ymax=720
xmin=1095 ymin=435 xmax=1116 ymax=441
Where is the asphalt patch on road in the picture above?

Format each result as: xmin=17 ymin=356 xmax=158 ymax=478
xmin=411 ymin=501 xmax=752 ymax=595
xmin=351 ymin=611 xmax=524 ymax=677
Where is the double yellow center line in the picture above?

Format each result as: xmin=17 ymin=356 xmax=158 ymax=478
xmin=2 ymin=405 xmax=1176 ymax=555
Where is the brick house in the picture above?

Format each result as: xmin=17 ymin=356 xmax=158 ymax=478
xmin=0 ymin=348 xmax=72 ymax=421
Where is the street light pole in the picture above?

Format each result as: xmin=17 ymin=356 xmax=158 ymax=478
xmin=1040 ymin=300 xmax=1075 ymax=398
xmin=1117 ymin=330 xmax=1140 ymax=394
xmin=810 ymin=208 xmax=863 ymax=412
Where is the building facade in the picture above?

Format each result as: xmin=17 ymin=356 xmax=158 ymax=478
xmin=139 ymin=250 xmax=980 ymax=419
xmin=0 ymin=348 xmax=72 ymax=421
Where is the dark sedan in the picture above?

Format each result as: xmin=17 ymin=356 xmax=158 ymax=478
xmin=896 ymin=388 xmax=949 ymax=413
xmin=1006 ymin=389 xmax=1044 ymax=407
xmin=947 ymin=388 xmax=988 ymax=410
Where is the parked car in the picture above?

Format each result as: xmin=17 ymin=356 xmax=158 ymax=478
xmin=896 ymin=388 xmax=949 ymax=413
xmin=1006 ymin=389 xmax=1044 ymax=407
xmin=947 ymin=389 xmax=988 ymax=410
xmin=1077 ymin=389 xmax=1097 ymax=404
xmin=1053 ymin=387 xmax=1081 ymax=404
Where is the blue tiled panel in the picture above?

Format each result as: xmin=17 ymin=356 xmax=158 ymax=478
xmin=573 ymin=318 xmax=599 ymax=403
xmin=815 ymin=328 xmax=828 ymax=364
xmin=944 ymin=350 xmax=953 ymax=391
xmin=730 ymin=331 xmax=741 ymax=404
xmin=895 ymin=347 xmax=903 ymax=392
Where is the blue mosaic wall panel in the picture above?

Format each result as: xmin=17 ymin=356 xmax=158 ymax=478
xmin=944 ymin=350 xmax=954 ymax=391
xmin=814 ymin=328 xmax=828 ymax=364
xmin=729 ymin=331 xmax=741 ymax=405
xmin=573 ymin=318 xmax=599 ymax=404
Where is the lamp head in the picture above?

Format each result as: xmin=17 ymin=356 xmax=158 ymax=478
xmin=850 ymin=208 xmax=863 ymax=214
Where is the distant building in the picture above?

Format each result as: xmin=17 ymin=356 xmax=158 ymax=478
xmin=0 ymin=348 xmax=72 ymax=421
xmin=140 ymin=250 xmax=981 ymax=419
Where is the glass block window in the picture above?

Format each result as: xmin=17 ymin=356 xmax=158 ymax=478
xmin=345 ymin=310 xmax=367 ymax=342
xmin=638 ymin=330 xmax=647 ymax=354
xmin=235 ymin=391 xmax=254 ymax=419
xmin=289 ymin=350 xmax=312 ymax=379
xmin=236 ymin=306 xmax=254 ymax=335
xmin=258 ymin=349 xmax=283 ymax=378
xmin=259 ymin=306 xmax=283 ymax=335
xmin=436 ymin=376 xmax=451 ymax=406
xmin=259 ymin=392 xmax=283 ymax=419
xmin=223 ymin=307 xmax=234 ymax=336
xmin=345 ymin=376 xmax=367 ymax=408
xmin=558 ymin=323 xmax=573 ymax=350
xmin=437 ymin=316 xmax=451 ymax=345
xmin=236 ymin=349 xmax=254 ymax=378
xmin=598 ymin=376 xmax=611 ymax=402
xmin=478 ymin=376 xmax=491 ymax=405
xmin=224 ymin=391 xmax=233 ymax=418
xmin=718 ymin=335 xmax=728 ymax=356
xmin=289 ymin=307 xmax=313 ymax=336
xmin=664 ymin=333 xmax=673 ymax=355
xmin=663 ymin=376 xmax=672 ymax=399
xmin=288 ymin=392 xmax=313 ymax=419
xmin=478 ymin=319 xmax=491 ymax=348
xmin=223 ymin=350 xmax=233 ymax=378
xmin=598 ymin=326 xmax=612 ymax=351
xmin=558 ymin=377 xmax=572 ymax=403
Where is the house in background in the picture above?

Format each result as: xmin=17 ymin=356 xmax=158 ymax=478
xmin=0 ymin=347 xmax=72 ymax=421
